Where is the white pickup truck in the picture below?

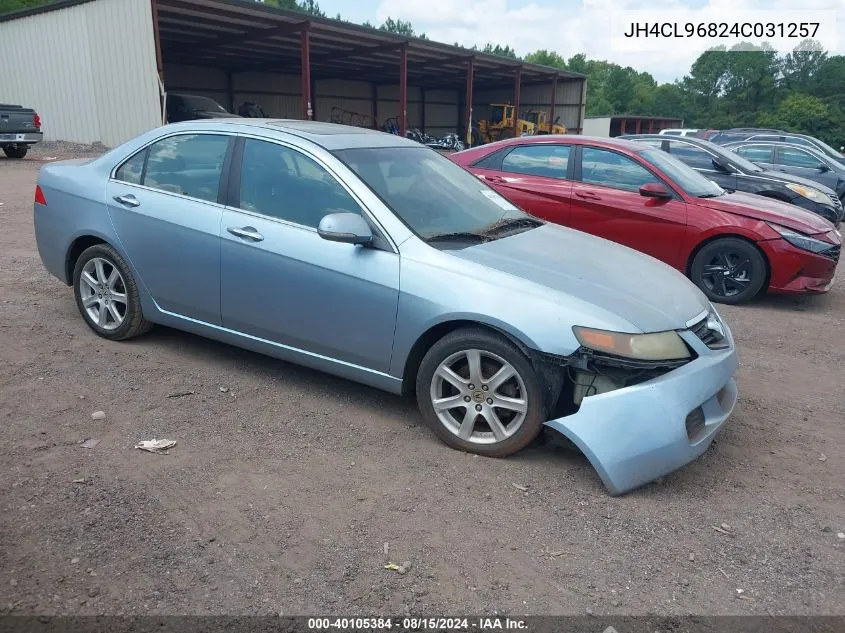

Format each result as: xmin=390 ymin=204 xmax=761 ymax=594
xmin=0 ymin=104 xmax=43 ymax=158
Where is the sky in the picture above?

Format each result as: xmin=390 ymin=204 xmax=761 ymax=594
xmin=314 ymin=0 xmax=845 ymax=83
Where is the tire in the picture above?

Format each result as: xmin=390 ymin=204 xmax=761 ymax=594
xmin=3 ymin=145 xmax=28 ymax=159
xmin=415 ymin=327 xmax=545 ymax=457
xmin=690 ymin=237 xmax=767 ymax=305
xmin=72 ymin=243 xmax=153 ymax=341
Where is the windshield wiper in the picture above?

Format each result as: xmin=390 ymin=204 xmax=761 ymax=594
xmin=697 ymin=192 xmax=725 ymax=198
xmin=481 ymin=216 xmax=543 ymax=236
xmin=425 ymin=231 xmax=487 ymax=244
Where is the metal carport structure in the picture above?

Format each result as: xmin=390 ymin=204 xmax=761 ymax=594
xmin=0 ymin=0 xmax=586 ymax=146
xmin=153 ymin=0 xmax=586 ymax=140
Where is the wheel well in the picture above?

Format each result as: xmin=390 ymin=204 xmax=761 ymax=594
xmin=65 ymin=236 xmax=106 ymax=284
xmin=686 ymin=233 xmax=772 ymax=290
xmin=400 ymin=320 xmax=532 ymax=397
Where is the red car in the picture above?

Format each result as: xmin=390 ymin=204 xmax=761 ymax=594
xmin=450 ymin=136 xmax=841 ymax=304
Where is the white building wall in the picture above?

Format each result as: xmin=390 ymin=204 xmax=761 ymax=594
xmin=0 ymin=0 xmax=160 ymax=146
xmin=582 ymin=117 xmax=611 ymax=137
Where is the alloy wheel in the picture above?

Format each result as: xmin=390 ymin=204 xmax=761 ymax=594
xmin=78 ymin=257 xmax=128 ymax=331
xmin=429 ymin=348 xmax=528 ymax=445
xmin=700 ymin=250 xmax=754 ymax=299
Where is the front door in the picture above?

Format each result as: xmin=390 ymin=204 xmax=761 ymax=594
xmin=219 ymin=137 xmax=400 ymax=372
xmin=776 ymin=146 xmax=839 ymax=190
xmin=106 ymin=132 xmax=231 ymax=324
xmin=569 ymin=145 xmax=688 ymax=269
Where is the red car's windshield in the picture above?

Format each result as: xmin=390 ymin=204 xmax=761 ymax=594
xmin=639 ymin=148 xmax=725 ymax=198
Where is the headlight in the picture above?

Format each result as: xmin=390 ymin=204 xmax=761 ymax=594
xmin=768 ymin=223 xmax=833 ymax=254
xmin=785 ymin=183 xmax=829 ymax=204
xmin=573 ymin=326 xmax=690 ymax=361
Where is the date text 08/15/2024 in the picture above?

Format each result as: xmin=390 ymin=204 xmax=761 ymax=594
xmin=622 ymin=21 xmax=820 ymax=38
xmin=307 ymin=618 xmax=528 ymax=630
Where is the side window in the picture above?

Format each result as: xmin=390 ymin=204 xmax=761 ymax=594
xmin=238 ymin=138 xmax=362 ymax=228
xmin=580 ymin=147 xmax=659 ymax=192
xmin=734 ymin=145 xmax=773 ymax=163
xmin=666 ymin=141 xmax=713 ymax=169
xmin=501 ymin=145 xmax=570 ymax=178
xmin=784 ymin=136 xmax=813 ymax=148
xmin=115 ymin=149 xmax=146 ymax=185
xmin=780 ymin=147 xmax=825 ymax=169
xmin=143 ymin=134 xmax=229 ymax=202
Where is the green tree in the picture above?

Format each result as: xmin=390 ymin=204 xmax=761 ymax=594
xmin=378 ymin=17 xmax=427 ymax=39
xmin=781 ymin=39 xmax=827 ymax=91
xmin=524 ymin=49 xmax=566 ymax=69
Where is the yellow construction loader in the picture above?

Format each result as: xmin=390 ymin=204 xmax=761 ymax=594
xmin=471 ymin=103 xmax=535 ymax=145
xmin=524 ymin=110 xmax=566 ymax=135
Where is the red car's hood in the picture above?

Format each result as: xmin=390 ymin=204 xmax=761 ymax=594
xmin=696 ymin=191 xmax=833 ymax=235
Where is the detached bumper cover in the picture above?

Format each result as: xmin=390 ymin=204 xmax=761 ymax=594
xmin=545 ymin=326 xmax=738 ymax=496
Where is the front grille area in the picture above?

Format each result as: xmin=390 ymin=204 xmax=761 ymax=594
xmin=690 ymin=317 xmax=727 ymax=349
xmin=685 ymin=407 xmax=706 ymax=442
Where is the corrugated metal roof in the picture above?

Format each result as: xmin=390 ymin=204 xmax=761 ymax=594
xmin=2 ymin=0 xmax=585 ymax=91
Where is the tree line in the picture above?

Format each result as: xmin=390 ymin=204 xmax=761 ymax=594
xmin=3 ymin=0 xmax=842 ymax=145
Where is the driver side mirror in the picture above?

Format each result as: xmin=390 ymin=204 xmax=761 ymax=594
xmin=818 ymin=164 xmax=830 ymax=173
xmin=318 ymin=213 xmax=373 ymax=246
xmin=639 ymin=182 xmax=672 ymax=199
xmin=711 ymin=158 xmax=732 ymax=173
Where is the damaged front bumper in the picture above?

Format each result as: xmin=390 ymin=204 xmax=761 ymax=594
xmin=544 ymin=324 xmax=738 ymax=496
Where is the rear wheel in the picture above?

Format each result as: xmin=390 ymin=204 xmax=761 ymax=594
xmin=690 ymin=237 xmax=767 ymax=305
xmin=415 ymin=328 xmax=545 ymax=457
xmin=72 ymin=244 xmax=153 ymax=340
xmin=3 ymin=145 xmax=28 ymax=159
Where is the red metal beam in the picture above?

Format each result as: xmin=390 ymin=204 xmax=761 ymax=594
xmin=549 ymin=75 xmax=557 ymax=129
xmin=648 ymin=119 xmax=654 ymax=133
xmin=635 ymin=118 xmax=641 ymax=134
xmin=309 ymin=42 xmax=404 ymax=65
xmin=170 ymin=21 xmax=307 ymax=56
xmin=399 ymin=44 xmax=408 ymax=136
xmin=465 ymin=57 xmax=474 ymax=146
xmin=301 ymin=23 xmax=312 ymax=120
xmin=513 ymin=66 xmax=522 ymax=135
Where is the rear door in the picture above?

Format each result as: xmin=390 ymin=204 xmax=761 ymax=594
xmin=470 ymin=143 xmax=573 ymax=225
xmin=569 ymin=145 xmax=688 ymax=268
xmin=107 ymin=132 xmax=231 ymax=325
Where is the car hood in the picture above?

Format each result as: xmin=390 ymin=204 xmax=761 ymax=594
xmin=696 ymin=191 xmax=833 ymax=234
xmin=755 ymin=168 xmax=838 ymax=194
xmin=450 ymin=224 xmax=709 ymax=333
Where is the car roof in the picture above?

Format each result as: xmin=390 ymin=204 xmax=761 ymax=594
xmin=723 ymin=139 xmax=832 ymax=155
xmin=476 ymin=134 xmax=649 ymax=152
xmin=156 ymin=118 xmax=420 ymax=150
xmin=621 ymin=134 xmax=718 ymax=149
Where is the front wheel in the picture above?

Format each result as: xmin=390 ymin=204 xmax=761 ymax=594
xmin=690 ymin=237 xmax=767 ymax=305
xmin=415 ymin=328 xmax=545 ymax=457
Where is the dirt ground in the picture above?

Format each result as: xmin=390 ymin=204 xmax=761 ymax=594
xmin=1 ymin=148 xmax=843 ymax=618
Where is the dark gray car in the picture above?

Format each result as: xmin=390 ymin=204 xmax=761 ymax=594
xmin=620 ymin=134 xmax=843 ymax=225
xmin=724 ymin=141 xmax=845 ymax=204
xmin=710 ymin=129 xmax=844 ymax=163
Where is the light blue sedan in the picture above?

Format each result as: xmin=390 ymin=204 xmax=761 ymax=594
xmin=33 ymin=120 xmax=738 ymax=495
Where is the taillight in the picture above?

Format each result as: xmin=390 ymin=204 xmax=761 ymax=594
xmin=33 ymin=112 xmax=41 ymax=130
xmin=35 ymin=185 xmax=47 ymax=205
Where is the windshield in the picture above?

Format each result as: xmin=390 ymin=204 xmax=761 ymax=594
xmin=334 ymin=147 xmax=534 ymax=241
xmin=708 ymin=142 xmax=764 ymax=172
xmin=177 ymin=95 xmax=228 ymax=113
xmin=813 ymin=137 xmax=843 ymax=159
xmin=639 ymin=148 xmax=725 ymax=198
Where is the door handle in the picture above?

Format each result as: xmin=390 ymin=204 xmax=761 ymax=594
xmin=113 ymin=194 xmax=140 ymax=208
xmin=227 ymin=226 xmax=264 ymax=242
xmin=575 ymin=191 xmax=601 ymax=200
